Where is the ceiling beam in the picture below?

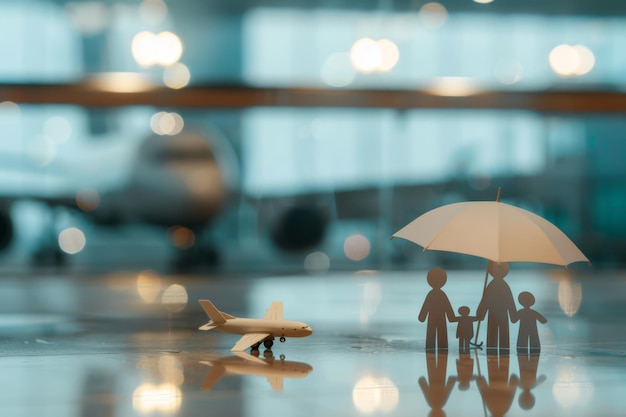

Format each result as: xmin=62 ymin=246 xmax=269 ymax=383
xmin=2 ymin=83 xmax=626 ymax=113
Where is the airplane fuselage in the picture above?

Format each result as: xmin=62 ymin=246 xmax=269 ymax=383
xmin=210 ymin=357 xmax=313 ymax=379
xmin=215 ymin=318 xmax=312 ymax=338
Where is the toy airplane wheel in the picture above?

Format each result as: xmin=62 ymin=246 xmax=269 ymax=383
xmin=263 ymin=340 xmax=274 ymax=348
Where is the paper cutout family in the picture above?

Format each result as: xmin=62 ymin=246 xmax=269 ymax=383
xmin=419 ymin=350 xmax=545 ymax=417
xmin=418 ymin=263 xmax=547 ymax=352
xmin=393 ymin=188 xmax=588 ymax=352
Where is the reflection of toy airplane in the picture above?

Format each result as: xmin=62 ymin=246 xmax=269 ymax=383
xmin=198 ymin=300 xmax=313 ymax=351
xmin=200 ymin=351 xmax=313 ymax=391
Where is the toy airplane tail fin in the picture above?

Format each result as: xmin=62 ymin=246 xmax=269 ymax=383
xmin=199 ymin=300 xmax=228 ymax=325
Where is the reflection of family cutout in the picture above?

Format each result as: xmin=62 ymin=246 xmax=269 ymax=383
xmin=418 ymin=263 xmax=547 ymax=353
xmin=419 ymin=350 xmax=546 ymax=417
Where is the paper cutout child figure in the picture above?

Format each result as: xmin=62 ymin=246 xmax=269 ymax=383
xmin=517 ymin=352 xmax=547 ymax=410
xmin=419 ymin=352 xmax=457 ymax=417
xmin=477 ymin=354 xmax=519 ymax=417
xmin=477 ymin=262 xmax=518 ymax=353
xmin=455 ymin=306 xmax=478 ymax=352
xmin=513 ymin=291 xmax=548 ymax=353
xmin=419 ymin=267 xmax=456 ymax=350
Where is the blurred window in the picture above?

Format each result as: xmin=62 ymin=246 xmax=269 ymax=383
xmin=243 ymin=8 xmax=626 ymax=88
xmin=242 ymin=109 xmax=545 ymax=196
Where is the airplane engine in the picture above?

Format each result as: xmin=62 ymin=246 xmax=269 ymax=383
xmin=270 ymin=206 xmax=327 ymax=252
xmin=0 ymin=209 xmax=14 ymax=252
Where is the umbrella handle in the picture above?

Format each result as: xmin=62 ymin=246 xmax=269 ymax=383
xmin=473 ymin=188 xmax=499 ymax=345
xmin=473 ymin=260 xmax=491 ymax=346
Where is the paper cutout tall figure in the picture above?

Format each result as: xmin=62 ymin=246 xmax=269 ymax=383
xmin=419 ymin=352 xmax=456 ymax=417
xmin=477 ymin=354 xmax=519 ymax=417
xmin=513 ymin=291 xmax=548 ymax=353
xmin=476 ymin=262 xmax=517 ymax=353
xmin=419 ymin=267 xmax=456 ymax=350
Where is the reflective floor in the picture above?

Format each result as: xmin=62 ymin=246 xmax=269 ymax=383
xmin=0 ymin=268 xmax=625 ymax=416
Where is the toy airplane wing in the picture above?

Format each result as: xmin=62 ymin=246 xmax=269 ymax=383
xmin=262 ymin=301 xmax=283 ymax=321
xmin=231 ymin=332 xmax=271 ymax=352
xmin=200 ymin=363 xmax=226 ymax=390
xmin=267 ymin=375 xmax=284 ymax=391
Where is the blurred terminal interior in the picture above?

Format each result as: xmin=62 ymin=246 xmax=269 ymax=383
xmin=0 ymin=0 xmax=625 ymax=273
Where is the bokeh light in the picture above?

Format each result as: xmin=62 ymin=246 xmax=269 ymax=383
xmin=132 ymin=31 xmax=158 ymax=67
xmin=352 ymin=376 xmax=399 ymax=414
xmin=558 ymin=280 xmax=583 ymax=317
xmin=359 ymin=278 xmax=382 ymax=325
xmin=350 ymin=38 xmax=400 ymax=74
xmin=58 ymin=227 xmax=86 ymax=255
xmin=139 ymin=0 xmax=168 ymax=25
xmin=321 ymin=52 xmax=355 ymax=87
xmin=155 ymin=32 xmax=183 ymax=66
xmin=159 ymin=354 xmax=185 ymax=386
xmin=133 ymin=383 xmax=182 ymax=414
xmin=151 ymin=111 xmax=184 ymax=135
xmin=304 ymin=251 xmax=331 ymax=273
xmin=163 ymin=63 xmax=191 ymax=89
xmin=344 ymin=234 xmax=371 ymax=261
xmin=494 ymin=60 xmax=524 ymax=85
xmin=169 ymin=226 xmax=195 ymax=250
xmin=75 ymin=188 xmax=101 ymax=212
xmin=427 ymin=76 xmax=480 ymax=96
xmin=377 ymin=39 xmax=400 ymax=72
xmin=418 ymin=2 xmax=448 ymax=29
xmin=350 ymin=38 xmax=382 ymax=73
xmin=549 ymin=44 xmax=595 ymax=77
xmin=573 ymin=45 xmax=595 ymax=75
xmin=44 ymin=116 xmax=72 ymax=144
xmin=0 ymin=101 xmax=20 ymax=113
xmin=136 ymin=270 xmax=162 ymax=303
xmin=65 ymin=2 xmax=110 ymax=35
xmin=552 ymin=365 xmax=593 ymax=408
xmin=28 ymin=136 xmax=57 ymax=166
xmin=132 ymin=31 xmax=183 ymax=67
xmin=88 ymin=72 xmax=155 ymax=93
xmin=161 ymin=284 xmax=188 ymax=313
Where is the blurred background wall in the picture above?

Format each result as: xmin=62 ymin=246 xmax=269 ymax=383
xmin=0 ymin=0 xmax=624 ymax=273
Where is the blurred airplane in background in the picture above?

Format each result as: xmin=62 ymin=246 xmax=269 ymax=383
xmin=0 ymin=125 xmax=334 ymax=270
xmin=0 ymin=128 xmax=236 ymax=268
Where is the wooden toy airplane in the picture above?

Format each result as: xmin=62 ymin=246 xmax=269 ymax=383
xmin=198 ymin=300 xmax=313 ymax=351
xmin=200 ymin=351 xmax=313 ymax=391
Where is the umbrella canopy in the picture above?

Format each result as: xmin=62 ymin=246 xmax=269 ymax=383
xmin=392 ymin=201 xmax=589 ymax=267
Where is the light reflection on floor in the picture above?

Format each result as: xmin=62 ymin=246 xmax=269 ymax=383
xmin=0 ymin=269 xmax=625 ymax=416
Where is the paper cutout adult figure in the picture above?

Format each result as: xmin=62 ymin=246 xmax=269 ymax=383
xmin=517 ymin=352 xmax=547 ymax=410
xmin=419 ymin=267 xmax=456 ymax=350
xmin=456 ymin=352 xmax=475 ymax=391
xmin=455 ymin=306 xmax=478 ymax=352
xmin=476 ymin=262 xmax=518 ymax=353
xmin=419 ymin=352 xmax=457 ymax=417
xmin=513 ymin=291 xmax=548 ymax=353
xmin=477 ymin=354 xmax=519 ymax=417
